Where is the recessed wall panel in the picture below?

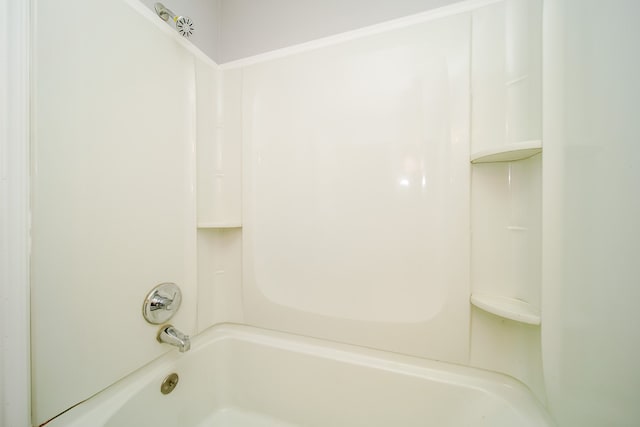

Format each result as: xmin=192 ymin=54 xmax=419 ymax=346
xmin=242 ymin=13 xmax=470 ymax=361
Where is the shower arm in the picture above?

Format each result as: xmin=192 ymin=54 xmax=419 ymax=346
xmin=155 ymin=3 xmax=178 ymax=23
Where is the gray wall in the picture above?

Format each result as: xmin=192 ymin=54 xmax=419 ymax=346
xmin=140 ymin=0 xmax=464 ymax=63
xmin=218 ymin=0 xmax=463 ymax=62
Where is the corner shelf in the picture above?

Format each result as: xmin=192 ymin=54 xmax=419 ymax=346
xmin=470 ymin=293 xmax=541 ymax=325
xmin=470 ymin=140 xmax=542 ymax=164
xmin=197 ymin=222 xmax=242 ymax=229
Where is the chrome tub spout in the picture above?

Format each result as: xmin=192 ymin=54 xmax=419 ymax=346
xmin=157 ymin=324 xmax=190 ymax=352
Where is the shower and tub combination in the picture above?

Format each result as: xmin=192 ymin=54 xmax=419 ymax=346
xmin=28 ymin=0 xmax=640 ymax=426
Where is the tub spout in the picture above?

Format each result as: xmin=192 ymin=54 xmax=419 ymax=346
xmin=157 ymin=325 xmax=190 ymax=352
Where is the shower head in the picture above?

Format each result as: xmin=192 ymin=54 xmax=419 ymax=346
xmin=154 ymin=3 xmax=194 ymax=38
xmin=174 ymin=16 xmax=194 ymax=38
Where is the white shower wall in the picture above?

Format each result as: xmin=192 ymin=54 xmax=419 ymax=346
xmin=542 ymin=0 xmax=640 ymax=425
xmin=233 ymin=1 xmax=546 ymax=397
xmin=238 ymin=11 xmax=472 ymax=362
xmin=30 ymin=0 xmax=210 ymax=423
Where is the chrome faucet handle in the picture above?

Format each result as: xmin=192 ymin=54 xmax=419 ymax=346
xmin=142 ymin=283 xmax=182 ymax=324
xmin=149 ymin=291 xmax=176 ymax=311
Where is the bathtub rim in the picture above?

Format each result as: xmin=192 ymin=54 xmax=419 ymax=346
xmin=45 ymin=322 xmax=554 ymax=426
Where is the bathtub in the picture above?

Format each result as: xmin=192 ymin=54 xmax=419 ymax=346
xmin=47 ymin=324 xmax=554 ymax=426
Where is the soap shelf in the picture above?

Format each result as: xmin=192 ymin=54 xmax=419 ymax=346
xmin=470 ymin=140 xmax=542 ymax=164
xmin=197 ymin=222 xmax=242 ymax=229
xmin=470 ymin=293 xmax=541 ymax=325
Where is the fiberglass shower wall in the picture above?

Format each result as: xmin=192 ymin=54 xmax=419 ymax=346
xmin=238 ymin=12 xmax=472 ymax=363
xmin=29 ymin=0 xmax=218 ymax=423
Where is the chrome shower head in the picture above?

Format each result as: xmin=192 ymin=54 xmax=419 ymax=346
xmin=174 ymin=16 xmax=194 ymax=38
xmin=154 ymin=3 xmax=194 ymax=38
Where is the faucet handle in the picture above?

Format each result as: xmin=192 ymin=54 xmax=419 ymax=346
xmin=142 ymin=283 xmax=182 ymax=324
xmin=149 ymin=291 xmax=176 ymax=312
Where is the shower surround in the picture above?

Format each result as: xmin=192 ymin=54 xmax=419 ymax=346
xmin=28 ymin=0 xmax=640 ymax=425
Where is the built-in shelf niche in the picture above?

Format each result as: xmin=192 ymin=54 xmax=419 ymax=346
xmin=469 ymin=0 xmax=545 ymax=403
xmin=194 ymin=60 xmax=243 ymax=333
xmin=470 ymin=293 xmax=540 ymax=325
xmin=470 ymin=0 xmax=542 ymax=326
xmin=197 ymin=223 xmax=242 ymax=229
xmin=471 ymin=140 xmax=542 ymax=164
xmin=470 ymin=152 xmax=542 ymax=325
xmin=195 ymin=59 xmax=242 ymax=228
xmin=196 ymin=228 xmax=243 ymax=333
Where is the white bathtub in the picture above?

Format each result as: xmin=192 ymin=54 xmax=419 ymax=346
xmin=47 ymin=324 xmax=554 ymax=426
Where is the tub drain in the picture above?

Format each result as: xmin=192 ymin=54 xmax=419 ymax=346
xmin=160 ymin=373 xmax=179 ymax=395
